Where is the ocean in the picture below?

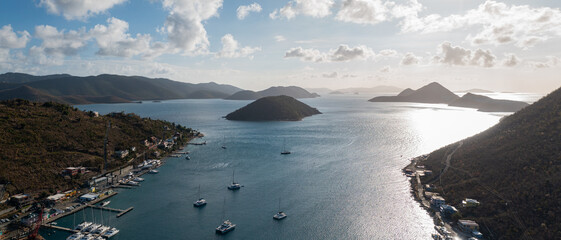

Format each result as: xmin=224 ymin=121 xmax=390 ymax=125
xmin=42 ymin=94 xmax=539 ymax=240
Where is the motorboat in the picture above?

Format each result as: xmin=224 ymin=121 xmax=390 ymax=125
xmin=215 ymin=220 xmax=236 ymax=234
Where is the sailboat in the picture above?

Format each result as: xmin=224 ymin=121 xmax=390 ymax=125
xmin=227 ymin=170 xmax=241 ymax=190
xmin=216 ymin=198 xmax=236 ymax=234
xmin=273 ymin=197 xmax=287 ymax=220
xmin=281 ymin=139 xmax=291 ymax=155
xmin=221 ymin=136 xmax=227 ymax=149
xmin=193 ymin=184 xmax=207 ymax=207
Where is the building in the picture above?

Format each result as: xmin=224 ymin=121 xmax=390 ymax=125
xmin=458 ymin=219 xmax=480 ymax=233
xmin=114 ymin=149 xmax=129 ymax=158
xmin=439 ymin=204 xmax=458 ymax=217
xmin=79 ymin=193 xmax=100 ymax=202
xmin=430 ymin=196 xmax=446 ymax=208
xmin=46 ymin=193 xmax=66 ymax=203
xmin=62 ymin=167 xmax=86 ymax=176
xmin=9 ymin=194 xmax=33 ymax=206
xmin=462 ymin=198 xmax=480 ymax=207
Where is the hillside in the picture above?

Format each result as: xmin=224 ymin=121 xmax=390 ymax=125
xmin=0 ymin=85 xmax=65 ymax=103
xmin=450 ymin=93 xmax=529 ymax=112
xmin=225 ymin=86 xmax=319 ymax=100
xmin=0 ymin=73 xmax=243 ymax=104
xmin=0 ymin=99 xmax=195 ymax=195
xmin=336 ymin=86 xmax=403 ymax=94
xmin=418 ymin=87 xmax=561 ymax=239
xmin=225 ymin=95 xmax=321 ymax=121
xmin=369 ymin=82 xmax=460 ymax=103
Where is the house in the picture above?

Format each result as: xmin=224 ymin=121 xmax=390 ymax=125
xmin=424 ymin=184 xmax=435 ymax=191
xmin=439 ymin=204 xmax=458 ymax=217
xmin=114 ymin=149 xmax=129 ymax=158
xmin=462 ymin=198 xmax=480 ymax=207
xmin=9 ymin=194 xmax=32 ymax=206
xmin=46 ymin=193 xmax=66 ymax=203
xmin=458 ymin=219 xmax=480 ymax=233
xmin=62 ymin=167 xmax=86 ymax=176
xmin=430 ymin=196 xmax=446 ymax=208
xmin=79 ymin=193 xmax=99 ymax=202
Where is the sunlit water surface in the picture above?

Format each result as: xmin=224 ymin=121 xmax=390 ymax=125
xmin=41 ymin=94 xmax=534 ymax=240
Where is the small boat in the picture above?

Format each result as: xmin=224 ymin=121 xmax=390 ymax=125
xmin=101 ymin=228 xmax=120 ymax=238
xmin=273 ymin=198 xmax=287 ymax=220
xmin=133 ymin=177 xmax=144 ymax=182
xmin=221 ymin=136 xmax=227 ymax=149
xmin=74 ymin=222 xmax=92 ymax=231
xmin=194 ymin=185 xmax=207 ymax=207
xmin=101 ymin=201 xmax=110 ymax=207
xmin=215 ymin=220 xmax=236 ymax=234
xmin=82 ymin=223 xmax=100 ymax=233
xmin=78 ymin=234 xmax=95 ymax=240
xmin=126 ymin=181 xmax=140 ymax=186
xmin=281 ymin=139 xmax=291 ymax=155
xmin=92 ymin=225 xmax=110 ymax=235
xmin=148 ymin=169 xmax=159 ymax=174
xmin=66 ymin=233 xmax=84 ymax=240
xmin=227 ymin=170 xmax=241 ymax=190
xmin=185 ymin=155 xmax=191 ymax=160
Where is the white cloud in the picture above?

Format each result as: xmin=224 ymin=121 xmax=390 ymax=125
xmin=0 ymin=25 xmax=30 ymax=49
xmin=502 ymin=53 xmax=520 ymax=67
xmin=274 ymin=35 xmax=286 ymax=42
xmin=433 ymin=42 xmax=496 ymax=68
xmin=335 ymin=0 xmax=391 ymax=25
xmin=527 ymin=56 xmax=560 ymax=69
xmin=161 ymin=0 xmax=223 ymax=54
xmin=270 ymin=0 xmax=334 ymax=19
xmin=90 ymin=17 xmax=165 ymax=58
xmin=284 ymin=44 xmax=374 ymax=62
xmin=322 ymin=72 xmax=338 ymax=78
xmin=237 ymin=3 xmax=262 ymax=20
xmin=38 ymin=0 xmax=127 ymax=20
xmin=33 ymin=25 xmax=89 ymax=57
xmin=378 ymin=49 xmax=397 ymax=57
xmin=400 ymin=52 xmax=419 ymax=65
xmin=380 ymin=65 xmax=391 ymax=72
xmin=216 ymin=34 xmax=261 ymax=59
xmin=400 ymin=1 xmax=561 ymax=48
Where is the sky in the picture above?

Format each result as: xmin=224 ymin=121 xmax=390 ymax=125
xmin=0 ymin=0 xmax=560 ymax=93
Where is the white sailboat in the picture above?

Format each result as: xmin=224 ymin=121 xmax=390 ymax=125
xmin=193 ymin=184 xmax=207 ymax=207
xmin=273 ymin=197 xmax=287 ymax=220
xmin=216 ymin=198 xmax=236 ymax=234
xmin=227 ymin=169 xmax=241 ymax=190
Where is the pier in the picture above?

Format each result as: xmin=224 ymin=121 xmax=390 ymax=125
xmin=116 ymin=207 xmax=134 ymax=218
xmin=41 ymin=224 xmax=78 ymax=233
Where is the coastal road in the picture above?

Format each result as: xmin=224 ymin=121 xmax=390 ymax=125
xmin=440 ymin=141 xmax=463 ymax=195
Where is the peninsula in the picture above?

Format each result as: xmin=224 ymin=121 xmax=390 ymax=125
xmin=225 ymin=95 xmax=321 ymax=121
xmin=225 ymin=86 xmax=319 ymax=100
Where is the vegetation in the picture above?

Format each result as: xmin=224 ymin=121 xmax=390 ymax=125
xmin=225 ymin=95 xmax=321 ymax=121
xmin=0 ymin=73 xmax=243 ymax=104
xmin=449 ymin=92 xmax=529 ymax=112
xmin=0 ymin=99 xmax=195 ymax=196
xmin=420 ymin=87 xmax=561 ymax=239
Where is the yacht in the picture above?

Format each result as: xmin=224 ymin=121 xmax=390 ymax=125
xmin=185 ymin=155 xmax=190 ymax=160
xmin=101 ymin=201 xmax=110 ymax=207
xmin=82 ymin=223 xmax=101 ymax=233
xmin=66 ymin=233 xmax=84 ymax=240
xmin=194 ymin=185 xmax=207 ymax=207
xmin=227 ymin=170 xmax=241 ymax=190
xmin=92 ymin=225 xmax=110 ymax=235
xmin=101 ymin=228 xmax=120 ymax=238
xmin=126 ymin=180 xmax=140 ymax=186
xmin=215 ymin=220 xmax=236 ymax=234
xmin=74 ymin=222 xmax=92 ymax=231
xmin=148 ymin=169 xmax=159 ymax=174
xmin=273 ymin=198 xmax=287 ymax=220
xmin=78 ymin=234 xmax=95 ymax=240
xmin=133 ymin=177 xmax=144 ymax=182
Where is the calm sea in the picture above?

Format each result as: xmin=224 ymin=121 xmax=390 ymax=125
xmin=41 ymin=94 xmax=539 ymax=240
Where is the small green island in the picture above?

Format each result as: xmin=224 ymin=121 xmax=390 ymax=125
xmin=225 ymin=95 xmax=321 ymax=121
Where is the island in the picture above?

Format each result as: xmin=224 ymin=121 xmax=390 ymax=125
xmin=406 ymin=86 xmax=561 ymax=239
xmin=225 ymin=95 xmax=321 ymax=121
xmin=225 ymin=86 xmax=320 ymax=100
xmin=369 ymin=82 xmax=529 ymax=112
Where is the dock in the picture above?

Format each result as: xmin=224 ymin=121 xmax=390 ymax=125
xmin=116 ymin=207 xmax=134 ymax=218
xmin=41 ymin=224 xmax=78 ymax=233
xmin=90 ymin=205 xmax=134 ymax=218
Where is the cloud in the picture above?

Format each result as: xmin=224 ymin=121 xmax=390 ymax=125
xmin=284 ymin=44 xmax=374 ymax=62
xmin=0 ymin=25 xmax=30 ymax=49
xmin=270 ymin=0 xmax=334 ymax=19
xmin=378 ymin=49 xmax=397 ymax=57
xmin=33 ymin=25 xmax=89 ymax=57
xmin=216 ymin=34 xmax=261 ymax=58
xmin=161 ymin=0 xmax=223 ymax=54
xmin=322 ymin=72 xmax=338 ymax=78
xmin=400 ymin=52 xmax=419 ymax=65
xmin=400 ymin=1 xmax=561 ymax=48
xmin=380 ymin=65 xmax=391 ymax=72
xmin=38 ymin=0 xmax=127 ymax=20
xmin=90 ymin=17 xmax=165 ymax=58
xmin=502 ymin=53 xmax=520 ymax=67
xmin=274 ymin=35 xmax=286 ymax=42
xmin=335 ymin=0 xmax=391 ymax=25
xmin=434 ymin=42 xmax=496 ymax=68
xmin=528 ymin=56 xmax=560 ymax=69
xmin=237 ymin=3 xmax=262 ymax=20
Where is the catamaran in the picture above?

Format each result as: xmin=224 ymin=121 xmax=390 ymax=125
xmin=193 ymin=184 xmax=207 ymax=207
xmin=273 ymin=197 xmax=287 ymax=220
xmin=216 ymin=198 xmax=236 ymax=234
xmin=227 ymin=170 xmax=241 ymax=190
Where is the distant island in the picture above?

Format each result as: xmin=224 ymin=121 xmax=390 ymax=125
xmin=0 ymin=72 xmax=243 ymax=104
xmin=369 ymin=82 xmax=529 ymax=112
xmin=225 ymin=95 xmax=321 ymax=121
xmin=307 ymin=86 xmax=403 ymax=95
xmin=411 ymin=86 xmax=561 ymax=239
xmin=225 ymin=86 xmax=319 ymax=100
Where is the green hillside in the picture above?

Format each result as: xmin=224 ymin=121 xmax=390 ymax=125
xmin=0 ymin=99 xmax=195 ymax=195
xmin=225 ymin=95 xmax=321 ymax=121
xmin=419 ymin=87 xmax=561 ymax=239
